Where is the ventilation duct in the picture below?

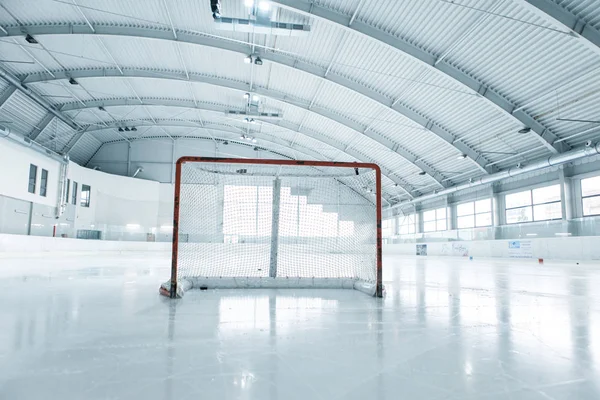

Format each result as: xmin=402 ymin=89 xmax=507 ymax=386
xmin=391 ymin=142 xmax=600 ymax=209
xmin=0 ymin=124 xmax=66 ymax=164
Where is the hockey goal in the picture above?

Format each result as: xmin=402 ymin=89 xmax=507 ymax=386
xmin=160 ymin=157 xmax=383 ymax=298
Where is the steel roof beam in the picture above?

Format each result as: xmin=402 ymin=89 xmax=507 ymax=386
xmin=0 ymin=65 xmax=80 ymax=131
xmin=59 ymin=95 xmax=442 ymax=190
xmin=73 ymin=108 xmax=416 ymax=199
xmin=24 ymin=70 xmax=428 ymax=194
xmin=2 ymin=24 xmax=491 ymax=175
xmin=270 ymin=0 xmax=569 ymax=154
xmin=82 ymin=121 xmax=405 ymax=203
xmin=28 ymin=112 xmax=55 ymax=141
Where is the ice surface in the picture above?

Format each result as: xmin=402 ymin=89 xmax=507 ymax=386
xmin=1 ymin=253 xmax=600 ymax=399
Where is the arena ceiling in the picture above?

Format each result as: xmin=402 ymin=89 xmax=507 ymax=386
xmin=0 ymin=0 xmax=599 ymax=205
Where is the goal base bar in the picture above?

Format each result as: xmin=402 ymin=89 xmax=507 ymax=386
xmin=160 ymin=278 xmax=381 ymax=297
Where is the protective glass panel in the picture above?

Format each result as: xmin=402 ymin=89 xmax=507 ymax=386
xmin=532 ymin=185 xmax=560 ymax=204
xmin=506 ymin=190 xmax=531 ymax=208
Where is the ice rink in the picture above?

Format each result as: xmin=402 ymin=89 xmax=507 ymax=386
xmin=1 ymin=253 xmax=600 ymax=400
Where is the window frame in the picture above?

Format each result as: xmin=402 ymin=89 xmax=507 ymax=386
xmin=456 ymin=199 xmax=492 ymax=229
xmin=423 ymin=207 xmax=447 ymax=232
xmin=72 ymin=181 xmax=78 ymax=205
xmin=581 ymin=175 xmax=600 ymax=217
xmin=505 ymin=185 xmax=562 ymax=224
xmin=40 ymin=169 xmax=48 ymax=197
xmin=28 ymin=164 xmax=38 ymax=194
xmin=80 ymin=184 xmax=91 ymax=207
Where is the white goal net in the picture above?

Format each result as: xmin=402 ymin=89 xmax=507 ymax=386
xmin=160 ymin=159 xmax=382 ymax=297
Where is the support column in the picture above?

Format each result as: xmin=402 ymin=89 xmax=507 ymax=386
xmin=492 ymin=186 xmax=503 ymax=239
xmin=269 ymin=178 xmax=281 ymax=278
xmin=559 ymin=167 xmax=574 ymax=221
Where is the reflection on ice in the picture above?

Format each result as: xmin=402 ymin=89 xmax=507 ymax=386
xmin=0 ymin=253 xmax=599 ymax=399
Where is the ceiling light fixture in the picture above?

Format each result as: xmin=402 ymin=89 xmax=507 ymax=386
xmin=131 ymin=127 xmax=137 ymax=131
xmin=124 ymin=127 xmax=130 ymax=131
xmin=68 ymin=77 xmax=78 ymax=85
xmin=418 ymin=171 xmax=427 ymax=176
xmin=118 ymin=127 xmax=124 ymax=132
xmin=210 ymin=0 xmax=222 ymax=19
xmin=518 ymin=127 xmax=531 ymax=134
xmin=254 ymin=56 xmax=263 ymax=66
xmin=25 ymin=34 xmax=38 ymax=44
xmin=244 ymin=55 xmax=253 ymax=64
xmin=98 ymin=106 xmax=106 ymax=112
xmin=457 ymin=154 xmax=467 ymax=160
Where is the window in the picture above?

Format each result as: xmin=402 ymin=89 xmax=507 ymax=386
xmin=40 ymin=169 xmax=48 ymax=197
xmin=80 ymin=185 xmax=91 ymax=207
xmin=581 ymin=175 xmax=600 ymax=216
xmin=399 ymin=214 xmax=416 ymax=235
xmin=423 ymin=207 xmax=447 ymax=232
xmin=457 ymin=199 xmax=492 ymax=228
xmin=65 ymin=179 xmax=70 ymax=203
xmin=72 ymin=181 xmax=78 ymax=205
xmin=28 ymin=164 xmax=37 ymax=194
xmin=505 ymin=185 xmax=561 ymax=224
xmin=382 ymin=219 xmax=394 ymax=238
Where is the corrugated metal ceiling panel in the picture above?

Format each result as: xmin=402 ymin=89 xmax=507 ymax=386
xmin=442 ymin=2 xmax=597 ymax=106
xmin=68 ymin=133 xmax=103 ymax=165
xmin=556 ymin=0 xmax=600 ymax=30
xmin=0 ymin=90 xmax=48 ymax=135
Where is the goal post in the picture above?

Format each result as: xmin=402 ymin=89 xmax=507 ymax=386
xmin=160 ymin=157 xmax=383 ymax=298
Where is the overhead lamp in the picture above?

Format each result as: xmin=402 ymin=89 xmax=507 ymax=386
xmin=457 ymin=154 xmax=467 ymax=160
xmin=131 ymin=127 xmax=137 ymax=131
xmin=258 ymin=1 xmax=270 ymax=11
xmin=98 ymin=106 xmax=106 ymax=112
xmin=244 ymin=55 xmax=253 ymax=64
xmin=25 ymin=34 xmax=38 ymax=44
xmin=210 ymin=0 xmax=222 ymax=19
xmin=254 ymin=56 xmax=263 ymax=66
xmin=253 ymin=146 xmax=259 ymax=151
xmin=244 ymin=92 xmax=250 ymax=100
xmin=118 ymin=127 xmax=124 ymax=132
xmin=124 ymin=127 xmax=130 ymax=131
xmin=252 ymin=94 xmax=260 ymax=102
xmin=223 ymin=141 xmax=229 ymax=145
xmin=68 ymin=77 xmax=78 ymax=85
xmin=418 ymin=171 xmax=427 ymax=176
xmin=518 ymin=127 xmax=531 ymax=134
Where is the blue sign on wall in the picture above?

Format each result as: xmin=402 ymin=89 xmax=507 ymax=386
xmin=508 ymin=241 xmax=520 ymax=249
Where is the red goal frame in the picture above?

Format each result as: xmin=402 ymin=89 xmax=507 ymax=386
xmin=167 ymin=157 xmax=383 ymax=298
